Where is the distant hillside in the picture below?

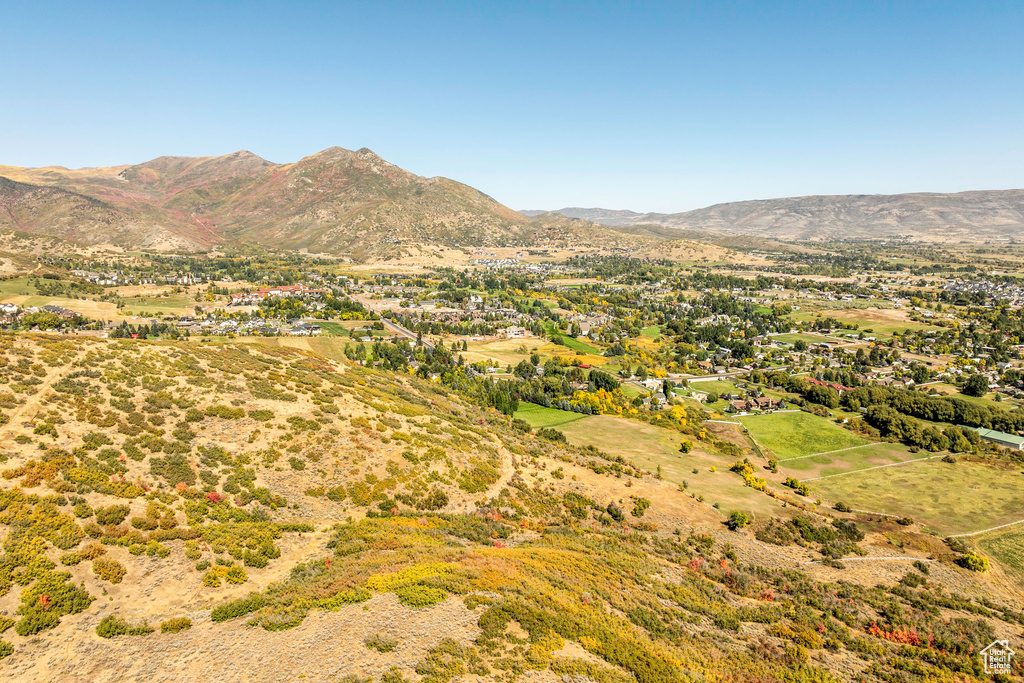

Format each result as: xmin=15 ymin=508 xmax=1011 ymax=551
xmin=0 ymin=148 xmax=588 ymax=258
xmin=520 ymin=207 xmax=644 ymax=226
xmin=532 ymin=191 xmax=1024 ymax=242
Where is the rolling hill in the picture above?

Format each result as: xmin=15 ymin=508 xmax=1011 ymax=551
xmin=0 ymin=334 xmax=1020 ymax=681
xmin=531 ymin=190 xmax=1024 ymax=242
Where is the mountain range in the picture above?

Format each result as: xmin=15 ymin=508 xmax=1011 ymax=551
xmin=5 ymin=147 xmax=1023 ymax=257
xmin=0 ymin=148 xmax=548 ymax=257
xmin=525 ymin=190 xmax=1024 ymax=242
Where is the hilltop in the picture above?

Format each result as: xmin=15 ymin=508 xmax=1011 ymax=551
xmin=532 ymin=190 xmax=1024 ymax=242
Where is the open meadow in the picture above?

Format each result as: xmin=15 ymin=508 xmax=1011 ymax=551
xmin=780 ymin=441 xmax=930 ymax=478
xmin=810 ymin=458 xmax=1024 ymax=536
xmin=554 ymin=414 xmax=787 ymax=518
xmin=737 ymin=411 xmax=871 ymax=460
xmin=788 ymin=306 xmax=941 ymax=337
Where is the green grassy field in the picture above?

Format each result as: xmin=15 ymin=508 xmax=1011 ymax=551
xmin=555 ymin=415 xmax=787 ymax=518
xmin=811 ymin=459 xmax=1024 ymax=536
xmin=620 ymin=383 xmax=642 ymax=398
xmin=513 ymin=403 xmax=588 ymax=429
xmin=976 ymin=526 xmax=1024 ymax=580
xmin=121 ymin=296 xmax=194 ymax=315
xmin=738 ymin=411 xmax=870 ymax=460
xmin=315 ymin=321 xmax=349 ymax=335
xmin=780 ymin=441 xmax=928 ymax=478
xmin=689 ymin=379 xmax=743 ymax=396
xmin=556 ymin=336 xmax=603 ymax=355
xmin=640 ymin=326 xmax=662 ymax=339
xmin=0 ymin=277 xmax=42 ymax=297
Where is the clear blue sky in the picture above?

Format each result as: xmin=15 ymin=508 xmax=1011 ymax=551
xmin=2 ymin=1 xmax=1022 ymax=212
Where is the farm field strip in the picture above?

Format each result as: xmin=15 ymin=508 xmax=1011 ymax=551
xmin=803 ymin=454 xmax=946 ymax=480
xmin=780 ymin=442 xmax=880 ymax=461
xmin=810 ymin=458 xmax=1024 ymax=536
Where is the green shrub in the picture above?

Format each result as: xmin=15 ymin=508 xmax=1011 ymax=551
xmin=365 ymin=632 xmax=398 ymax=652
xmin=537 ymin=427 xmax=566 ymax=442
xmin=15 ymin=611 xmax=59 ymax=636
xmin=211 ymin=594 xmax=267 ymax=622
xmin=0 ymin=640 xmax=12 ymax=660
xmin=93 ymin=557 xmax=127 ymax=584
xmin=205 ymin=405 xmax=245 ymax=420
xmin=96 ymin=615 xmax=153 ymax=638
xmin=150 ymin=454 xmax=196 ymax=487
xmin=394 ymin=584 xmax=447 ymax=608
xmin=80 ymin=543 xmax=106 ymax=560
xmin=726 ymin=511 xmax=749 ymax=531
xmin=248 ymin=409 xmax=274 ymax=421
xmin=0 ymin=616 xmax=14 ymax=634
xmin=59 ymin=552 xmax=82 ymax=566
xmin=956 ymin=552 xmax=989 ymax=572
xmin=160 ymin=617 xmax=192 ymax=633
xmin=94 ymin=504 xmax=130 ymax=526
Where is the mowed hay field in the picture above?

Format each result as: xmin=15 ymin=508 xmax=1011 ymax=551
xmin=513 ymin=403 xmax=587 ymax=429
xmin=555 ymin=414 xmax=785 ymax=518
xmin=463 ymin=337 xmax=547 ymax=366
xmin=976 ymin=527 xmax=1024 ymax=581
xmin=781 ymin=441 xmax=930 ymax=478
xmin=738 ymin=411 xmax=870 ymax=460
xmin=810 ymin=459 xmax=1024 ymax=536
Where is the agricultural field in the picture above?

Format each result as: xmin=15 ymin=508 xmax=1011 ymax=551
xmin=512 ymin=403 xmax=587 ymax=429
xmin=779 ymin=441 xmax=930 ymax=479
xmin=312 ymin=321 xmax=349 ymax=336
xmin=462 ymin=337 xmax=547 ymax=366
xmin=688 ymin=378 xmax=743 ymax=396
xmin=810 ymin=458 xmax=1024 ymax=536
xmin=552 ymin=335 xmax=603 ymax=355
xmin=787 ymin=306 xmax=941 ymax=336
xmin=118 ymin=296 xmax=196 ymax=318
xmin=738 ymin=411 xmax=871 ymax=460
xmin=770 ymin=332 xmax=833 ymax=345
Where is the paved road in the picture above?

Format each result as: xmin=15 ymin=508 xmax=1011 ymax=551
xmin=381 ymin=319 xmax=435 ymax=350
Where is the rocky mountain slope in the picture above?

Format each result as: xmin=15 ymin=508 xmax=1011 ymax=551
xmin=533 ymin=190 xmax=1024 ymax=242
